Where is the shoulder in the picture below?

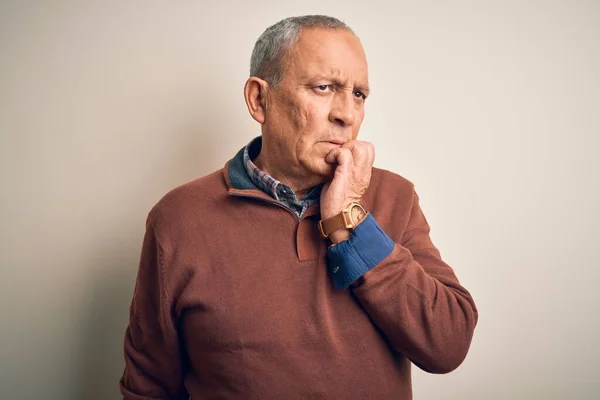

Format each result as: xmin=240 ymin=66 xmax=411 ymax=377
xmin=366 ymin=167 xmax=416 ymax=203
xmin=147 ymin=168 xmax=227 ymax=230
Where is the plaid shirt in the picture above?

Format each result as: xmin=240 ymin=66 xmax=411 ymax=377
xmin=243 ymin=138 xmax=321 ymax=218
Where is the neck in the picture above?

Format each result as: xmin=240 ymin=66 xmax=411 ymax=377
xmin=254 ymin=149 xmax=320 ymax=197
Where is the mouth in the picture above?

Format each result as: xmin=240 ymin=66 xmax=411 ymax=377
xmin=322 ymin=139 xmax=346 ymax=146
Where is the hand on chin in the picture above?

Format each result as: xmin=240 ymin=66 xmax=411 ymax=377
xmin=298 ymin=158 xmax=335 ymax=185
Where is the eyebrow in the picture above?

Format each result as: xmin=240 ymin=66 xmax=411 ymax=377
xmin=308 ymin=74 xmax=371 ymax=95
xmin=355 ymin=83 xmax=370 ymax=96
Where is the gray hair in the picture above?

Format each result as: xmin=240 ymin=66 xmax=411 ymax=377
xmin=250 ymin=15 xmax=354 ymax=86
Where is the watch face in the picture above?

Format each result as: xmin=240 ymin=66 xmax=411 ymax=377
xmin=350 ymin=204 xmax=366 ymax=225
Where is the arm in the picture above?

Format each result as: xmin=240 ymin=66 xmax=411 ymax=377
xmin=321 ymin=141 xmax=477 ymax=373
xmin=328 ymin=190 xmax=478 ymax=373
xmin=120 ymin=217 xmax=189 ymax=400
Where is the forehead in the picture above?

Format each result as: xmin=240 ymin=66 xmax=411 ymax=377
xmin=285 ymin=28 xmax=369 ymax=84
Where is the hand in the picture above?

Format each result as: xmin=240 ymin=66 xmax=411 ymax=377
xmin=320 ymin=140 xmax=375 ymax=242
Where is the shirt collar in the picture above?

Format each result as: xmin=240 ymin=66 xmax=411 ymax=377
xmin=242 ymin=137 xmax=321 ymax=203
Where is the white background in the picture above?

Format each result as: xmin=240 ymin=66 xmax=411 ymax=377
xmin=1 ymin=1 xmax=599 ymax=399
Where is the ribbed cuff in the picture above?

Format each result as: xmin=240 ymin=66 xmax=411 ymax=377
xmin=326 ymin=214 xmax=395 ymax=290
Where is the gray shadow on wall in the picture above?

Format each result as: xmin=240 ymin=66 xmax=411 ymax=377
xmin=74 ymin=245 xmax=139 ymax=400
xmin=75 ymin=116 xmax=226 ymax=399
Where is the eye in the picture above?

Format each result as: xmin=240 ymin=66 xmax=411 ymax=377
xmin=353 ymin=90 xmax=366 ymax=100
xmin=315 ymin=85 xmax=332 ymax=92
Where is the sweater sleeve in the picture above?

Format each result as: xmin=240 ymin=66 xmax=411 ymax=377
xmin=338 ymin=190 xmax=478 ymax=374
xmin=119 ymin=218 xmax=189 ymax=400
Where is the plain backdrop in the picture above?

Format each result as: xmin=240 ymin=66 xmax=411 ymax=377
xmin=1 ymin=1 xmax=599 ymax=399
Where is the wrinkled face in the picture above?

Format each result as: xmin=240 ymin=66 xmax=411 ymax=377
xmin=262 ymin=27 xmax=369 ymax=182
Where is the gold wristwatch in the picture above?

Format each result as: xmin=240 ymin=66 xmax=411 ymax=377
xmin=318 ymin=202 xmax=368 ymax=239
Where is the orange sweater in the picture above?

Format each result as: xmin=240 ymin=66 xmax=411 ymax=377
xmin=120 ymin=147 xmax=478 ymax=399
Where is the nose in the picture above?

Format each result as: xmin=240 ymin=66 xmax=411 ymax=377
xmin=328 ymin=91 xmax=356 ymax=128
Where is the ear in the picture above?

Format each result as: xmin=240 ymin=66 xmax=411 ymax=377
xmin=244 ymin=77 xmax=270 ymax=124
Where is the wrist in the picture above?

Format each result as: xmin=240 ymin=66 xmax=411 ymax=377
xmin=321 ymin=198 xmax=361 ymax=220
xmin=318 ymin=201 xmax=367 ymax=242
xmin=329 ymin=229 xmax=351 ymax=245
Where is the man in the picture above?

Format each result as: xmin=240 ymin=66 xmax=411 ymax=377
xmin=120 ymin=15 xmax=478 ymax=400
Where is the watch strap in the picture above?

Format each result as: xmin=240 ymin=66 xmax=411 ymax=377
xmin=318 ymin=203 xmax=367 ymax=239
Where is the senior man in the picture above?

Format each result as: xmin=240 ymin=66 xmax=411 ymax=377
xmin=120 ymin=15 xmax=478 ymax=400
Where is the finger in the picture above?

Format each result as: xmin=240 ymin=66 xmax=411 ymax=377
xmin=333 ymin=149 xmax=353 ymax=185
xmin=336 ymin=148 xmax=353 ymax=166
xmin=341 ymin=140 xmax=373 ymax=166
xmin=325 ymin=147 xmax=353 ymax=165
xmin=365 ymin=142 xmax=375 ymax=164
xmin=341 ymin=140 xmax=357 ymax=151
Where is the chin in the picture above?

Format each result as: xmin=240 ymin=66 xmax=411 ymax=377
xmin=298 ymin=149 xmax=335 ymax=182
xmin=305 ymin=160 xmax=335 ymax=181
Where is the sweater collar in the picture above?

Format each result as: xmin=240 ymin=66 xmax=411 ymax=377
xmin=223 ymin=138 xmax=321 ymax=218
xmin=225 ymin=143 xmax=260 ymax=192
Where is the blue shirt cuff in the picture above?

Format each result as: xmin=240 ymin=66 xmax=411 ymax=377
xmin=326 ymin=213 xmax=395 ymax=290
